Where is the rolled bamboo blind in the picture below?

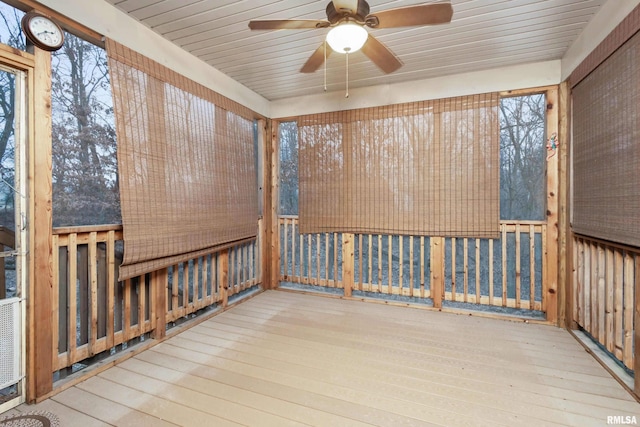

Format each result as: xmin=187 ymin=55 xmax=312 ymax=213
xmin=572 ymin=31 xmax=640 ymax=247
xmin=106 ymin=40 xmax=258 ymax=280
xmin=297 ymin=93 xmax=500 ymax=238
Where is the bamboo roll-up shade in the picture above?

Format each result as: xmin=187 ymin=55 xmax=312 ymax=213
xmin=572 ymin=31 xmax=640 ymax=248
xmin=106 ymin=40 xmax=258 ymax=280
xmin=298 ymin=93 xmax=499 ymax=238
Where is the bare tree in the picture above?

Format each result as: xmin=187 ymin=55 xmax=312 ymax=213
xmin=0 ymin=5 xmax=25 ymax=231
xmin=499 ymin=94 xmax=546 ymax=220
xmin=51 ymin=32 xmax=120 ymax=226
xmin=279 ymin=121 xmax=298 ymax=215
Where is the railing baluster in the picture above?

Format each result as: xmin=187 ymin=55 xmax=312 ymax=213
xmin=475 ymin=238 xmax=480 ymax=304
xmin=68 ymin=233 xmax=78 ymax=367
xmin=299 ymin=231 xmax=304 ymax=284
xmin=317 ymin=233 xmax=321 ymax=286
xmin=358 ymin=234 xmax=363 ymax=291
xmin=501 ymin=225 xmax=507 ymax=307
xmin=333 ymin=232 xmax=338 ymax=288
xmin=377 ymin=235 xmax=382 ymax=293
xmin=324 ymin=233 xmax=329 ymax=287
xmin=52 ymin=234 xmax=60 ymax=369
xmin=89 ymin=232 xmax=98 ymax=356
xmin=605 ymin=248 xmax=614 ymax=353
xmin=597 ymin=245 xmax=606 ymax=341
xmin=307 ymin=234 xmax=312 ymax=285
xmin=623 ymin=253 xmax=634 ymax=369
xmin=409 ymin=236 xmax=414 ymax=297
xmin=529 ymin=225 xmax=535 ymax=308
xmin=368 ymin=235 xmax=373 ymax=293
xmin=420 ymin=236 xmax=425 ymax=298
xmin=399 ymin=235 xmax=403 ymax=295
xmin=515 ymin=224 xmax=521 ymax=309
xmin=614 ymin=248 xmax=624 ymax=360
xmin=488 ymin=239 xmax=494 ymax=306
xmin=451 ymin=237 xmax=456 ymax=302
xmin=463 ymin=238 xmax=468 ymax=303
xmin=292 ymin=220 xmax=297 ymax=282
xmin=282 ymin=218 xmax=288 ymax=280
xmin=388 ymin=235 xmax=393 ymax=295
xmin=106 ymin=231 xmax=115 ymax=349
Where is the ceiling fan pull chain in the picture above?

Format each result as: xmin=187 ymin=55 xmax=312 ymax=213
xmin=324 ymin=40 xmax=327 ymax=91
xmin=345 ymin=51 xmax=349 ymax=98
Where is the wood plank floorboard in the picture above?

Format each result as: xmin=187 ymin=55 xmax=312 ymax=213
xmin=10 ymin=290 xmax=640 ymax=426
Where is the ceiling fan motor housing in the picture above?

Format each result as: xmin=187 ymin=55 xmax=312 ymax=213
xmin=326 ymin=0 xmax=371 ymax=24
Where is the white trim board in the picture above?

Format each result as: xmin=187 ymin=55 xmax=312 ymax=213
xmin=271 ymin=60 xmax=561 ymax=118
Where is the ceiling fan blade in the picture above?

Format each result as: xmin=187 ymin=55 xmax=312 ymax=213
xmin=331 ymin=0 xmax=359 ymax=14
xmin=248 ymin=19 xmax=330 ymax=30
xmin=360 ymin=34 xmax=403 ymax=74
xmin=301 ymin=42 xmax=332 ymax=73
xmin=366 ymin=3 xmax=453 ymax=29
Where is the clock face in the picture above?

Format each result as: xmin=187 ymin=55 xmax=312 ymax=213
xmin=21 ymin=12 xmax=64 ymax=51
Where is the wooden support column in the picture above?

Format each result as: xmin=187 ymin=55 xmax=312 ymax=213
xmin=219 ymin=251 xmax=229 ymax=307
xmin=558 ymin=81 xmax=576 ymax=329
xmin=28 ymin=47 xmax=53 ymax=401
xmin=545 ymin=87 xmax=560 ymax=325
xmin=430 ymin=237 xmax=444 ymax=309
xmin=258 ymin=119 xmax=270 ymax=290
xmin=342 ymin=233 xmax=354 ymax=297
xmin=151 ymin=268 xmax=167 ymax=340
xmin=266 ymin=120 xmax=280 ymax=290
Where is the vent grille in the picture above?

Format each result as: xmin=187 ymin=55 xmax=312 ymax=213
xmin=0 ymin=297 xmax=20 ymax=390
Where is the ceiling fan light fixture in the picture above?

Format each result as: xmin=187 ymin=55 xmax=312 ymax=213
xmin=326 ymin=23 xmax=368 ymax=53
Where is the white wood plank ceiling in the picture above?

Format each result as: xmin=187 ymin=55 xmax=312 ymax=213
xmin=104 ymin=0 xmax=606 ymax=101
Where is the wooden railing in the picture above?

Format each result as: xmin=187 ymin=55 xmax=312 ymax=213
xmin=53 ymin=224 xmax=261 ymax=373
xmin=165 ymin=238 xmax=260 ymax=323
xmin=443 ymin=223 xmax=545 ymax=310
xmin=280 ymin=216 xmax=546 ymax=313
xmin=572 ymin=234 xmax=638 ymax=371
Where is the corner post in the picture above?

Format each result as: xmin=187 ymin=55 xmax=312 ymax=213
xmin=558 ymin=81 xmax=576 ymax=329
xmin=28 ymin=47 xmax=53 ymax=401
xmin=545 ymin=87 xmax=560 ymax=325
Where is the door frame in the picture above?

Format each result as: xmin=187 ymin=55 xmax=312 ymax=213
xmin=0 ymin=44 xmax=32 ymax=413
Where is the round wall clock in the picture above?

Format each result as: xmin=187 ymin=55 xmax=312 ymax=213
xmin=21 ymin=11 xmax=64 ymax=52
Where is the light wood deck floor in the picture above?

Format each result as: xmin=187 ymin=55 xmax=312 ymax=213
xmin=7 ymin=290 xmax=640 ymax=426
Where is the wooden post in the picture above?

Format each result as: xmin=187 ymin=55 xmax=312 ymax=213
xmin=545 ymin=87 xmax=560 ymax=325
xmin=558 ymin=81 xmax=575 ymax=329
xmin=257 ymin=118 xmax=268 ymax=290
xmin=28 ymin=48 xmax=54 ymax=401
xmin=266 ymin=119 xmax=279 ymax=290
xmin=219 ymin=251 xmax=229 ymax=308
xmin=430 ymin=237 xmax=444 ymax=309
xmin=151 ymin=268 xmax=167 ymax=340
xmin=342 ymin=233 xmax=354 ymax=297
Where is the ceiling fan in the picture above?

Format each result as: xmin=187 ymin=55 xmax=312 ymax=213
xmin=248 ymin=0 xmax=453 ymax=74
